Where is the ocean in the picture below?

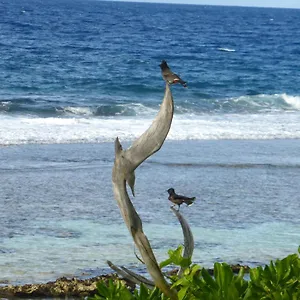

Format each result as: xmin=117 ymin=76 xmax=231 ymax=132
xmin=0 ymin=0 xmax=300 ymax=286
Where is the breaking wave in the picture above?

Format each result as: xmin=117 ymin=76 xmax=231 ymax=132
xmin=1 ymin=112 xmax=300 ymax=146
xmin=281 ymin=94 xmax=300 ymax=110
xmin=1 ymin=92 xmax=300 ymax=145
xmin=1 ymin=93 xmax=300 ymax=118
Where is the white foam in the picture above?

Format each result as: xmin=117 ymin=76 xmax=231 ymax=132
xmin=1 ymin=112 xmax=300 ymax=145
xmin=56 ymin=103 xmax=158 ymax=117
xmin=229 ymin=93 xmax=300 ymax=112
xmin=281 ymin=93 xmax=300 ymax=110
xmin=0 ymin=101 xmax=12 ymax=105
xmin=218 ymin=47 xmax=236 ymax=52
xmin=60 ymin=106 xmax=95 ymax=116
xmin=125 ymin=103 xmax=158 ymax=116
xmin=230 ymin=94 xmax=280 ymax=111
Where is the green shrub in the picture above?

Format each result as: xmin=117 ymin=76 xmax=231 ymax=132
xmin=88 ymin=279 xmax=167 ymax=300
xmin=244 ymin=248 xmax=300 ymax=300
xmin=90 ymin=279 xmax=133 ymax=300
xmin=89 ymin=246 xmax=300 ymax=300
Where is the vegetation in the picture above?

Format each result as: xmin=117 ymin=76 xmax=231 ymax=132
xmin=89 ymin=246 xmax=300 ymax=300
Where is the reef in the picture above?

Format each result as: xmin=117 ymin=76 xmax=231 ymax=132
xmin=0 ymin=274 xmax=134 ymax=299
xmin=0 ymin=265 xmax=249 ymax=299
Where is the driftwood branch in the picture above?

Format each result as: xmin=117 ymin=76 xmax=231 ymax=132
xmin=107 ymin=260 xmax=154 ymax=289
xmin=120 ymin=266 xmax=155 ymax=288
xmin=112 ymin=83 xmax=178 ymax=299
xmin=170 ymin=207 xmax=195 ymax=276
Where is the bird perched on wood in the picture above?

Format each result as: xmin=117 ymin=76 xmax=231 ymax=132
xmin=167 ymin=188 xmax=195 ymax=210
xmin=160 ymin=60 xmax=187 ymax=87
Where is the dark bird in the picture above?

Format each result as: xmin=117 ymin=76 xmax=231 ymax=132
xmin=167 ymin=188 xmax=195 ymax=210
xmin=160 ymin=60 xmax=187 ymax=87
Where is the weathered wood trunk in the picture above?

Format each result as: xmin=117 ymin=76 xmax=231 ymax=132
xmin=112 ymin=83 xmax=178 ymax=299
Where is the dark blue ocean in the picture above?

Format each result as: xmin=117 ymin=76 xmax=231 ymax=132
xmin=0 ymin=0 xmax=300 ymax=286
xmin=1 ymin=0 xmax=300 ymax=143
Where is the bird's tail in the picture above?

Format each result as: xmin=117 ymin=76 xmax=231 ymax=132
xmin=173 ymin=78 xmax=187 ymax=88
xmin=180 ymin=80 xmax=187 ymax=88
xmin=184 ymin=197 xmax=196 ymax=206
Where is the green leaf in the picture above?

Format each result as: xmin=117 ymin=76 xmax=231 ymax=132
xmin=169 ymin=246 xmax=184 ymax=265
xmin=180 ymin=257 xmax=192 ymax=268
xmin=120 ymin=289 xmax=134 ymax=300
xmin=189 ymin=264 xmax=201 ymax=278
xmin=178 ymin=285 xmax=189 ymax=300
xmin=108 ymin=279 xmax=116 ymax=297
xmin=214 ymin=262 xmax=233 ymax=290
xmin=159 ymin=258 xmax=173 ymax=269
xmin=139 ymin=283 xmax=149 ymax=299
xmin=149 ymin=287 xmax=161 ymax=299
xmin=96 ymin=281 xmax=110 ymax=298
xmin=234 ymin=268 xmax=248 ymax=296
xmin=171 ymin=276 xmax=189 ymax=288
xmin=250 ymin=266 xmax=262 ymax=283
xmin=201 ymin=268 xmax=218 ymax=291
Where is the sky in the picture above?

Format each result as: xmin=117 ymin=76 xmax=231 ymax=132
xmin=113 ymin=0 xmax=300 ymax=9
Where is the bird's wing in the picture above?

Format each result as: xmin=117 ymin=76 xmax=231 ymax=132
xmin=175 ymin=194 xmax=195 ymax=201
xmin=124 ymin=83 xmax=174 ymax=170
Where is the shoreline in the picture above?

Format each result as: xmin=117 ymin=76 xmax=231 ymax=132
xmin=0 ymin=265 xmax=250 ymax=299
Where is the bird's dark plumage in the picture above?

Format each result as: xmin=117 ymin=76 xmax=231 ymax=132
xmin=160 ymin=60 xmax=187 ymax=87
xmin=167 ymin=188 xmax=195 ymax=209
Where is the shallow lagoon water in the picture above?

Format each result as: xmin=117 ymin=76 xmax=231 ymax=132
xmin=1 ymin=139 xmax=299 ymax=285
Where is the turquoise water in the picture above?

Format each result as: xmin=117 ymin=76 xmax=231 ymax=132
xmin=1 ymin=140 xmax=299 ymax=284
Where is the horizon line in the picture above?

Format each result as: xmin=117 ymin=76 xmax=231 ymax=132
xmin=101 ymin=0 xmax=300 ymax=10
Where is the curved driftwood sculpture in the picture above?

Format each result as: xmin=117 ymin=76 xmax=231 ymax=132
xmin=112 ymin=83 xmax=178 ymax=299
